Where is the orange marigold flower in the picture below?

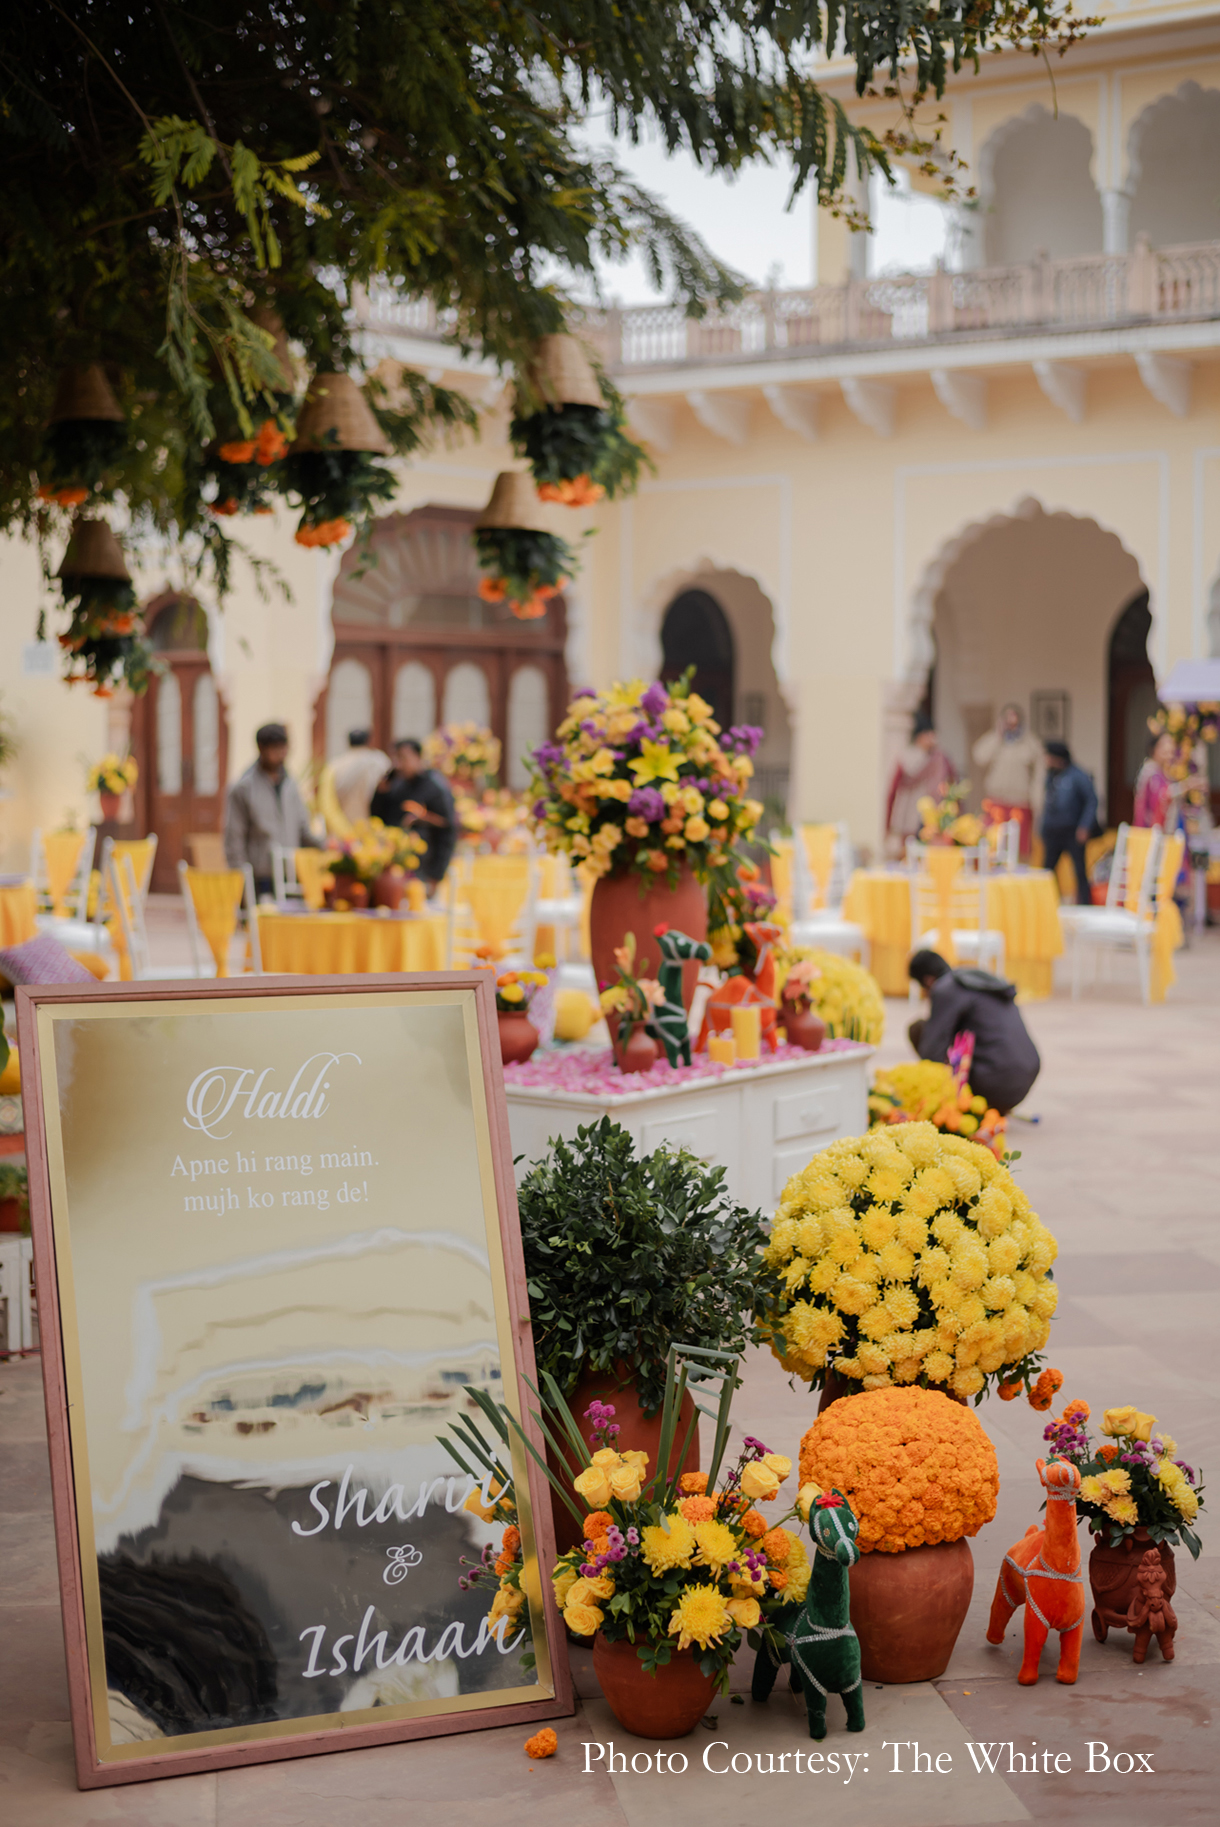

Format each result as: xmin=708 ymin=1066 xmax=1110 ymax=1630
xmin=800 ymin=1387 xmax=999 ymax=1555
xmin=761 ymin=1529 xmax=791 ymax=1565
xmin=678 ymin=1496 xmax=716 ymax=1525
xmin=1061 ymin=1398 xmax=1090 ymax=1425
xmin=510 ymin=592 xmax=549 ymax=620
xmin=218 ymin=438 xmax=257 ymax=464
xmin=739 ymin=1509 xmax=767 ymax=1538
xmin=1098 ymin=1442 xmax=1120 ymax=1464
xmin=582 ymin=1512 xmax=614 ymax=1541
xmin=1028 ymin=1368 xmax=1063 ymax=1412
xmin=997 ymin=1381 xmax=1023 ymax=1402
xmin=501 ymin=1525 xmax=521 ymax=1559
xmin=680 ymin=1473 xmax=709 ymax=1495
xmin=478 ymin=575 xmax=507 ymax=602
xmin=525 ymin=1727 xmax=558 ymax=1759
xmin=254 ymin=420 xmax=288 ymax=465
xmin=210 ymin=498 xmax=240 ymax=517
xmin=768 ymin=1568 xmax=789 ymax=1590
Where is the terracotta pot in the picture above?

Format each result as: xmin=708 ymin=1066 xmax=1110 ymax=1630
xmin=615 ymin=1025 xmax=660 ymax=1075
xmin=370 ymin=869 xmax=407 ymax=910
xmin=849 ymin=1538 xmax=975 ymax=1682
xmin=593 ymin=1636 xmax=716 ymax=1738
xmin=589 ymin=866 xmax=707 ymax=1031
xmin=0 ymin=1198 xmax=25 ymax=1234
xmin=782 ymin=1004 xmax=826 ymax=1052
xmin=818 ymin=1372 xmax=965 ymax=1414
xmin=548 ymin=1366 xmax=700 ymax=1556
xmin=497 ymin=1010 xmax=539 ymax=1065
xmin=1089 ymin=1529 xmax=1175 ymax=1643
xmin=325 ymin=877 xmax=368 ymax=910
xmin=98 ymin=791 xmax=121 ymax=821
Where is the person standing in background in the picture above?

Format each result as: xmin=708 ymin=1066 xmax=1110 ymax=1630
xmin=972 ymin=704 xmax=1042 ymax=859
xmin=323 ymin=729 xmax=391 ymax=829
xmin=885 ymin=714 xmax=955 ymax=858
xmin=224 ymin=723 xmax=318 ymax=898
xmin=370 ymin=737 xmax=457 ymax=895
xmin=1040 ymin=740 xmax=1097 ymax=906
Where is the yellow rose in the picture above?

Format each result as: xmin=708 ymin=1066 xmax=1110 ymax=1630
xmin=761 ymin=1453 xmax=792 ymax=1481
xmin=621 ymin=1449 xmax=649 ymax=1473
xmin=726 ymin=1597 xmax=761 ymax=1629
xmin=740 ymin=1462 xmax=781 ymax=1502
xmin=573 ymin=1466 xmax=612 ymax=1508
xmin=590 ymin=1448 xmax=622 ymax=1469
xmin=489 ymin=1584 xmax=525 ymax=1628
xmin=708 ymin=799 xmax=729 ymax=820
xmin=552 ymin=1565 xmax=579 ymax=1608
xmin=463 ymin=1481 xmax=502 ymax=1522
xmin=1101 ymin=1406 xmax=1157 ymax=1442
xmin=584 ymin=1574 xmax=616 ymax=1600
xmin=563 ymin=1602 xmax=604 ymax=1636
xmin=609 ymin=1463 xmax=643 ymax=1503
xmin=684 ymin=815 xmax=710 ymax=842
xmin=796 ymin=1482 xmax=822 ymax=1521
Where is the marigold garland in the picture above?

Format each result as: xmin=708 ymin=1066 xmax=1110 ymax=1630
xmin=756 ymin=1123 xmax=1057 ymax=1401
xmin=799 ymin=1387 xmax=999 ymax=1553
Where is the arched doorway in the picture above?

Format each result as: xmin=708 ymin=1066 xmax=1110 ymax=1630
xmin=319 ymin=506 xmax=568 ymax=784
xmin=1106 ymin=593 xmax=1157 ymax=825
xmin=660 ymin=589 xmax=735 ymax=730
xmin=982 ymin=110 xmax=1102 ymax=265
xmin=129 ymin=593 xmax=227 ymax=890
xmin=1129 ymin=84 xmax=1220 ymax=246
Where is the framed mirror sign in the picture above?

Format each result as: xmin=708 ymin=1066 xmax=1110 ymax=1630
xmin=16 ymin=973 xmax=572 ymax=1789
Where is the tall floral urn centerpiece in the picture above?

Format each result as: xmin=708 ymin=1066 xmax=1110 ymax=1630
xmin=1032 ymin=1398 xmax=1204 ymax=1658
xmin=514 ymin=1119 xmax=768 ymax=1554
xmin=527 ymin=674 xmax=765 ymax=1010
xmin=798 ymin=1387 xmax=998 ymax=1682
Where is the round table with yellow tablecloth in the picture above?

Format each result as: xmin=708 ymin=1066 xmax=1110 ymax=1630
xmin=0 ymin=883 xmax=38 ymax=949
xmin=256 ymin=909 xmax=448 ymax=976
xmin=841 ymin=868 xmax=1064 ymax=999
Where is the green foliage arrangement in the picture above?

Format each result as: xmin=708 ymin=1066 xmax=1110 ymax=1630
xmin=281 ymin=445 xmax=398 ymax=547
xmin=516 ymin=1117 xmax=768 ymax=1415
xmin=473 ymin=527 xmax=577 ymax=619
xmin=0 ymin=1163 xmax=28 ymax=1213
xmin=39 ymin=419 xmax=129 ymax=508
xmin=510 ymin=396 xmax=647 ymax=505
xmin=57 ymin=579 xmax=157 ymax=697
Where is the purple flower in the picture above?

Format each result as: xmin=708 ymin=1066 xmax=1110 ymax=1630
xmin=580 ymin=1562 xmax=596 ymax=1577
xmin=532 ymin=798 xmax=547 ymax=820
xmin=1176 ymin=1460 xmax=1198 ymax=1484
xmin=724 ymin=724 xmax=763 ymax=756
xmin=640 ymin=682 xmax=669 ymax=719
xmin=580 ymin=718 xmax=603 ymax=741
xmin=532 ymin=741 xmax=565 ymax=770
xmin=728 ymin=1560 xmax=740 ymax=1575
xmin=742 ymin=1435 xmax=770 ymax=1460
xmin=626 ymin=1527 xmax=639 ymax=1546
xmin=627 ymin=785 xmax=666 ymax=822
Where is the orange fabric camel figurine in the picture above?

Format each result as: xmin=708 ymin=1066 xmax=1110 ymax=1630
xmin=987 ymin=1457 xmax=1085 ymax=1685
xmin=698 ymin=921 xmax=784 ymax=1053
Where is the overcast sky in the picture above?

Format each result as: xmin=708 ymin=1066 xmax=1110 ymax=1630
xmin=578 ymin=121 xmax=948 ymax=300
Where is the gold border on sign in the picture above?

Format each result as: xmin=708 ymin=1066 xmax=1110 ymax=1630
xmin=35 ymin=987 xmax=554 ymax=1765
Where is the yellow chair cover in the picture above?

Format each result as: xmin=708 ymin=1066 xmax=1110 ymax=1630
xmin=257 ymin=911 xmax=447 ymax=975
xmin=920 ymin=847 xmax=966 ymax=967
xmin=0 ymin=883 xmax=38 ymax=948
xmin=1150 ymin=834 xmax=1185 ymax=1004
xmin=182 ymin=868 xmax=247 ymax=976
xmin=463 ymin=855 xmax=531 ymax=954
xmin=42 ymin=831 xmax=88 ymax=917
xmin=1123 ymin=828 xmax=1155 ymax=913
xmin=769 ymin=840 xmax=794 ymax=926
xmin=842 ymin=869 xmax=1064 ymax=999
xmin=295 ymin=849 xmax=335 ymax=911
xmin=800 ymin=824 xmax=837 ymax=911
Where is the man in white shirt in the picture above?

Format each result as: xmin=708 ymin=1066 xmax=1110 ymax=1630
xmin=325 ymin=730 xmax=392 ymax=828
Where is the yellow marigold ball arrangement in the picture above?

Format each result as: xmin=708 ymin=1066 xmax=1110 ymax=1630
xmin=759 ymin=1123 xmax=1058 ymax=1401
xmin=799 ymin=1387 xmax=999 ymax=1553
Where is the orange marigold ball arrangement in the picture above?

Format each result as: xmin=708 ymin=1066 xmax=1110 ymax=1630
xmin=799 ymin=1387 xmax=999 ymax=1554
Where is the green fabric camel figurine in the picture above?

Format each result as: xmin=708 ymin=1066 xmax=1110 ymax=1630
xmin=751 ymin=1489 xmax=865 ymax=1740
xmin=651 ymin=924 xmax=712 ymax=1066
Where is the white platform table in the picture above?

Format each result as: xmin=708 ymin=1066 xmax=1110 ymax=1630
xmin=504 ymin=1041 xmax=873 ymax=1214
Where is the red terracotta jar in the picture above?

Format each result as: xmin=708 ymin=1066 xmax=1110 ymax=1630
xmin=370 ymin=869 xmax=407 ymax=910
xmin=614 ymin=1025 xmax=660 ymax=1075
xmin=548 ymin=1366 xmax=700 ymax=1556
xmin=497 ymin=1010 xmax=539 ymax=1065
xmin=98 ymin=790 xmax=121 ymax=821
xmin=849 ymin=1538 xmax=975 ymax=1682
xmin=593 ymin=1637 xmax=717 ymax=1738
xmin=589 ymin=865 xmax=707 ymax=1019
xmin=782 ymin=1002 xmax=826 ymax=1052
xmin=325 ymin=877 xmax=369 ymax=910
xmin=0 ymin=1198 xmax=26 ymax=1234
xmin=1089 ymin=1529 xmax=1176 ymax=1642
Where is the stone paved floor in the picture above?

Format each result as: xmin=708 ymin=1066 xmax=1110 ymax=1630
xmin=2 ymin=931 xmax=1217 ymax=1822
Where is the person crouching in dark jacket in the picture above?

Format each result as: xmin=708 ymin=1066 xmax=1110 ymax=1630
xmin=908 ymin=949 xmax=1041 ymax=1115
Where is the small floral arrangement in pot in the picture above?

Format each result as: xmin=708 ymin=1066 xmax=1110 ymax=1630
xmin=529 ymin=673 xmax=764 ymax=885
xmin=598 ymin=931 xmax=663 ymax=1031
xmin=917 ymin=780 xmax=983 ymax=847
xmin=423 ymin=722 xmax=502 ymax=788
xmin=1042 ymin=1399 xmax=1203 ymax=1556
xmin=324 ymin=818 xmax=425 ymax=884
xmin=86 ymin=753 xmax=138 ymax=797
xmin=492 ymin=967 xmax=549 ymax=1013
xmin=756 ymin=1124 xmax=1058 ymax=1402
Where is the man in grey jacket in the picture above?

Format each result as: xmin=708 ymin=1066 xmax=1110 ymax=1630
xmin=908 ymin=949 xmax=1041 ymax=1114
xmin=224 ymin=723 xmax=318 ymax=897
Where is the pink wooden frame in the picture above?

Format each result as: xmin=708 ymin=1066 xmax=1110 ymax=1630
xmin=16 ymin=970 xmax=574 ymax=1790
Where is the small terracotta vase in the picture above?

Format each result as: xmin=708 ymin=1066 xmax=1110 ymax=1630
xmin=0 ymin=1198 xmax=26 ymax=1234
xmin=615 ymin=1025 xmax=660 ymax=1075
xmin=548 ymin=1366 xmax=700 ymax=1556
xmin=370 ymin=868 xmax=406 ymax=910
xmin=497 ymin=1010 xmax=539 ymax=1065
xmin=849 ymin=1538 xmax=975 ymax=1682
xmin=593 ymin=1637 xmax=716 ymax=1738
xmin=325 ymin=877 xmax=369 ymax=910
xmin=98 ymin=790 xmax=121 ymax=821
xmin=1089 ymin=1529 xmax=1175 ymax=1643
xmin=782 ymin=1002 xmax=826 ymax=1052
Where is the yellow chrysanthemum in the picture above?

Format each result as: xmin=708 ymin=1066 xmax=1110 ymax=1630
xmin=667 ymin=1584 xmax=732 ymax=1651
xmin=833 ymin=1274 xmax=878 ymax=1315
xmin=883 ymin=1285 xmax=921 ymax=1328
xmin=860 ymin=1205 xmax=898 ymax=1250
xmin=877 ymin=1242 xmax=917 ymax=1284
xmin=896 ymin=1211 xmax=930 ymax=1252
xmin=693 ymin=1518 xmax=741 ymax=1574
xmin=893 ymin=1122 xmax=941 ymax=1168
xmin=640 ymin=1514 xmax=696 ymax=1574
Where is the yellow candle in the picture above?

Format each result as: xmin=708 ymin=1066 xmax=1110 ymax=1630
xmin=731 ymin=1004 xmax=761 ymax=1060
xmin=707 ymin=1032 xmax=736 ymax=1066
xmin=406 ymin=878 xmax=427 ymax=912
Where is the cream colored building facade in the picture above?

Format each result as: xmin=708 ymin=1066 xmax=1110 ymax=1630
xmin=3 ymin=0 xmax=1220 ymax=871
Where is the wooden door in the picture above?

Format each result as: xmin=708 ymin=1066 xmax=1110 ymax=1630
xmin=131 ymin=597 xmax=228 ymax=890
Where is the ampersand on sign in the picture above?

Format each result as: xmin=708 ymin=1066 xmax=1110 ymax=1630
xmin=384 ymin=1545 xmax=423 ymax=1585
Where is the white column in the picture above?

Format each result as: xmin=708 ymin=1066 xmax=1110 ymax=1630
xmin=1101 ymin=189 xmax=1131 ymax=255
